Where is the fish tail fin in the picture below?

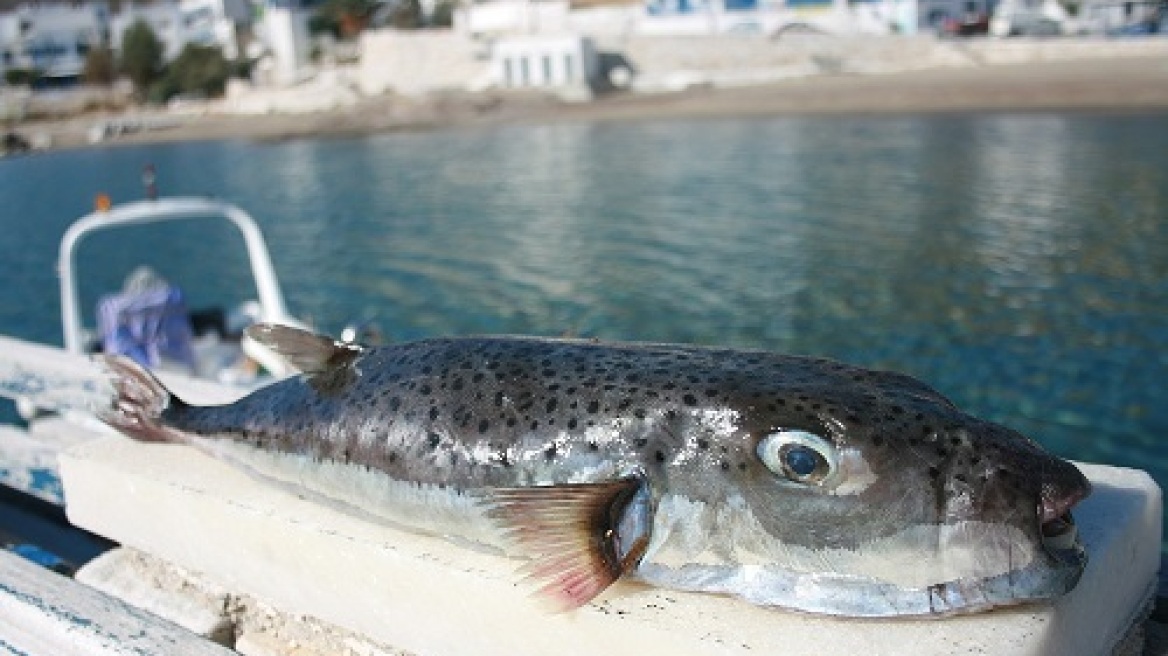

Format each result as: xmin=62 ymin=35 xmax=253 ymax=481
xmin=100 ymin=355 xmax=188 ymax=444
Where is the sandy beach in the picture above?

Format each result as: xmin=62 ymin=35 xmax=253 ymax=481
xmin=14 ymin=55 xmax=1168 ymax=151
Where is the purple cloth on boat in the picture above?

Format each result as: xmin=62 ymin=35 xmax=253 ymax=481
xmin=97 ymin=286 xmax=195 ymax=371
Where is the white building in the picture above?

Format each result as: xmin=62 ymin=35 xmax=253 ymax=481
xmin=254 ymin=0 xmax=314 ymax=84
xmin=493 ymin=34 xmax=598 ymax=88
xmin=0 ymin=0 xmax=256 ymax=84
xmin=182 ymin=0 xmax=252 ymax=59
xmin=0 ymin=2 xmax=110 ymax=81
xmin=456 ymin=0 xmax=914 ymax=37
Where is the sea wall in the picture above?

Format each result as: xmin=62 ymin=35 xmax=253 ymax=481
xmin=598 ymin=34 xmax=1168 ymax=91
xmin=356 ymin=30 xmax=1168 ymax=96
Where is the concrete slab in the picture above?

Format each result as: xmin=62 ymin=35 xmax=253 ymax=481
xmin=60 ymin=436 xmax=1161 ymax=656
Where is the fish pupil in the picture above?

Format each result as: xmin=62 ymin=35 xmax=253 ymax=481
xmin=784 ymin=446 xmax=820 ymax=477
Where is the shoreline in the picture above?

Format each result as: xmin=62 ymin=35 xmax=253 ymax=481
xmin=13 ymin=55 xmax=1168 ymax=152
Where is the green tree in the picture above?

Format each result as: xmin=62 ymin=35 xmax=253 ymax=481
xmin=120 ymin=20 xmax=163 ymax=100
xmin=83 ymin=46 xmax=117 ymax=86
xmin=152 ymin=44 xmax=230 ymax=103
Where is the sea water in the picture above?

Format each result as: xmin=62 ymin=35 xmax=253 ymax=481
xmin=1 ymin=112 xmax=1165 ymax=548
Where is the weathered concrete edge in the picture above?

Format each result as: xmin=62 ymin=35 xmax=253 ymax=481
xmin=0 ymin=548 xmax=233 ymax=656
xmin=59 ymin=436 xmax=1162 ymax=656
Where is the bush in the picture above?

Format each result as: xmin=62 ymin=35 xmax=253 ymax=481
xmin=3 ymin=68 xmax=41 ymax=86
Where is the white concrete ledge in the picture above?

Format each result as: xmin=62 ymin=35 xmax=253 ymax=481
xmin=0 ymin=548 xmax=233 ymax=656
xmin=61 ymin=437 xmax=1161 ymax=656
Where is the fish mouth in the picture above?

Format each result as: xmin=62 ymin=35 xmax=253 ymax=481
xmin=1038 ymin=484 xmax=1089 ymax=554
xmin=1040 ymin=512 xmax=1079 ymax=552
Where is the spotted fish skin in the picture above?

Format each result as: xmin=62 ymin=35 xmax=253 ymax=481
xmin=102 ymin=325 xmax=1090 ymax=617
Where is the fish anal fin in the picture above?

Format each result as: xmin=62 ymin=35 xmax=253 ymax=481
xmin=488 ymin=477 xmax=650 ymax=611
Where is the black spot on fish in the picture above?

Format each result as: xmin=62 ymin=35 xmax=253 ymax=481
xmin=420 ymin=384 xmax=432 ymax=395
xmin=872 ymin=434 xmax=884 ymax=447
xmin=635 ymin=437 xmax=648 ymax=448
xmin=587 ymin=400 xmax=600 ymax=414
xmin=545 ymin=446 xmax=557 ymax=460
xmin=568 ymin=418 xmax=578 ymax=430
xmin=683 ymin=394 xmax=698 ymax=406
xmin=429 ymin=407 xmax=439 ymax=421
xmin=720 ymin=460 xmax=730 ymax=471
xmin=428 ymin=433 xmax=441 ymax=449
xmin=546 ymin=398 xmax=558 ymax=413
xmin=478 ymin=419 xmax=490 ymax=434
xmin=696 ymin=438 xmax=710 ymax=450
xmin=389 ymin=397 xmax=401 ymax=411
xmin=654 ymin=450 xmax=666 ymax=463
xmin=588 ymin=441 xmax=599 ymax=451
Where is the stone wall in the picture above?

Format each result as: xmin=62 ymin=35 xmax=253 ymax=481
xmin=359 ymin=30 xmax=492 ymax=96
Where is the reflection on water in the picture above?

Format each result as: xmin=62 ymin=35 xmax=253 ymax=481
xmin=0 ymin=112 xmax=1166 ymax=536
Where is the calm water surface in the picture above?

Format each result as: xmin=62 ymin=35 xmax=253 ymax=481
xmin=1 ymin=112 xmax=1166 ymax=538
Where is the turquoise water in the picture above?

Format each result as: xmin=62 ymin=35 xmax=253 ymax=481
xmin=1 ymin=113 xmax=1166 ymax=526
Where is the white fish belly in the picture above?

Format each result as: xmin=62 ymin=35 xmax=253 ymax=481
xmin=192 ymin=437 xmax=509 ymax=550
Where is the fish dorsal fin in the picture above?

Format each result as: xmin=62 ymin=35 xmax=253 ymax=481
xmin=488 ymin=477 xmax=651 ymax=611
xmin=245 ymin=323 xmax=363 ymax=375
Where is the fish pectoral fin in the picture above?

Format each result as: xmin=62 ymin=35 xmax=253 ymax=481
xmin=488 ymin=477 xmax=651 ymax=611
xmin=245 ymin=323 xmax=364 ymax=375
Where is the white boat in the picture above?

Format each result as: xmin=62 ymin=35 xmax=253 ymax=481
xmin=16 ymin=196 xmax=315 ymax=415
xmin=0 ymin=197 xmax=335 ymax=652
xmin=62 ymin=197 xmax=306 ymax=377
xmin=4 ymin=195 xmax=312 ymax=519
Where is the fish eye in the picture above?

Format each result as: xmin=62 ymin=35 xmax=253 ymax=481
xmin=757 ymin=430 xmax=836 ymax=486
